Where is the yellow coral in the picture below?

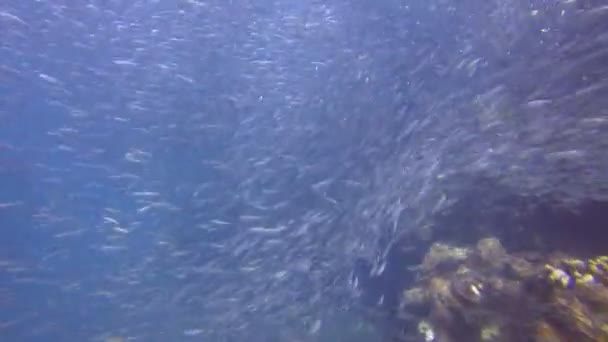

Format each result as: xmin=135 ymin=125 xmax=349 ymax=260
xmin=589 ymin=256 xmax=608 ymax=271
xmin=590 ymin=260 xmax=600 ymax=274
xmin=575 ymin=274 xmax=595 ymax=285
xmin=546 ymin=264 xmax=571 ymax=288
xmin=597 ymin=256 xmax=608 ymax=263
xmin=563 ymin=258 xmax=586 ymax=269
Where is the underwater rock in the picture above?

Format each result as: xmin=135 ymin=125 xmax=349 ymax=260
xmin=421 ymin=243 xmax=471 ymax=273
xmin=417 ymin=320 xmax=435 ymax=342
xmin=535 ymin=321 xmax=563 ymax=342
xmin=476 ymin=237 xmax=506 ymax=269
xmin=479 ymin=324 xmax=500 ymax=341
xmin=401 ymin=287 xmax=427 ymax=307
xmin=395 ymin=236 xmax=608 ymax=342
xmin=504 ymin=255 xmax=535 ymax=279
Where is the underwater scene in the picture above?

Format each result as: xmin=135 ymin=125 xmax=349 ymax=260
xmin=1 ymin=0 xmax=607 ymax=341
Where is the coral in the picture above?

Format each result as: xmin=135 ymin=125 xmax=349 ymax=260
xmin=479 ymin=324 xmax=500 ymax=341
xmin=421 ymin=242 xmax=470 ymax=272
xmin=504 ymin=256 xmax=534 ymax=278
xmin=402 ymin=287 xmax=427 ymax=307
xmin=417 ymin=320 xmax=435 ymax=342
xmin=545 ymin=264 xmax=572 ymax=288
xmin=535 ymin=321 xmax=563 ymax=342
xmin=396 ymin=237 xmax=608 ymax=342
xmin=476 ymin=237 xmax=507 ymax=269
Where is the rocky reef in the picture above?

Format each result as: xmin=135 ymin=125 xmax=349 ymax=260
xmin=393 ymin=235 xmax=608 ymax=341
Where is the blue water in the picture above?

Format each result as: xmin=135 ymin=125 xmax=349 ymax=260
xmin=1 ymin=0 xmax=607 ymax=341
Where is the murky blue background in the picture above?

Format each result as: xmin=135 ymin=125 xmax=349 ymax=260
xmin=1 ymin=0 xmax=607 ymax=341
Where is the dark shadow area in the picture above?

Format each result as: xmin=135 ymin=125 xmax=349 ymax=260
xmin=427 ymin=174 xmax=608 ymax=258
xmin=524 ymin=200 xmax=608 ymax=258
